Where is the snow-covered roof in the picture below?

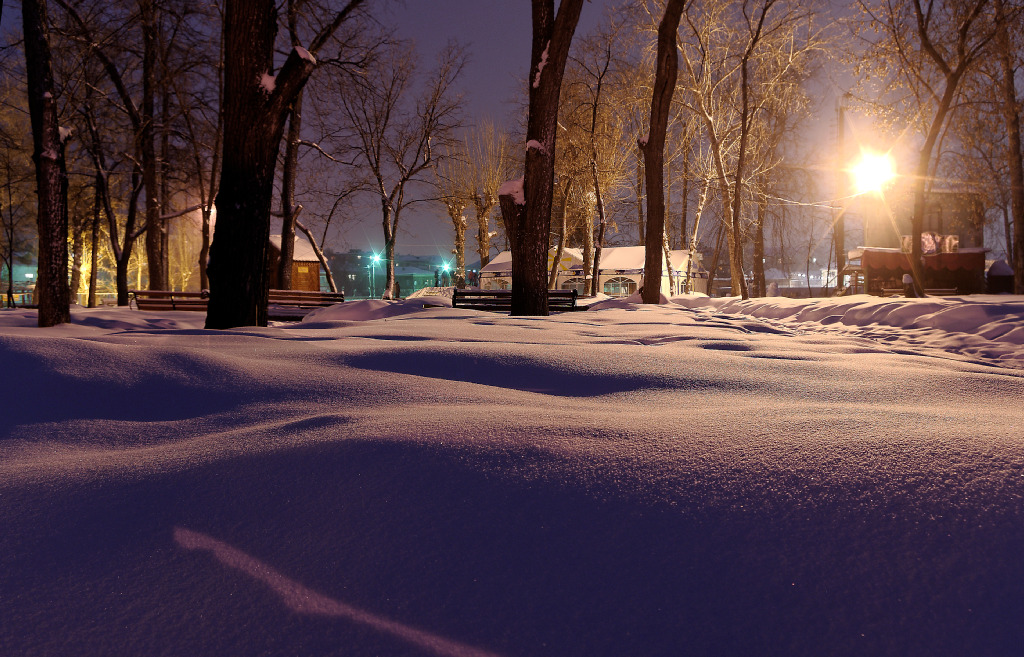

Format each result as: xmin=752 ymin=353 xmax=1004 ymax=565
xmin=482 ymin=246 xmax=695 ymax=275
xmin=269 ymin=234 xmax=318 ymax=262
xmin=480 ymin=248 xmax=584 ymax=274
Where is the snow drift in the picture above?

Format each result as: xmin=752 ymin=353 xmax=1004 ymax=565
xmin=2 ymin=295 xmax=1023 ymax=656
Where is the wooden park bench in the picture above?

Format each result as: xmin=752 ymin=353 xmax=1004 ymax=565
xmin=129 ymin=289 xmax=209 ymax=311
xmin=129 ymin=288 xmax=344 ymax=320
xmin=267 ymin=289 xmax=345 ymax=321
xmin=451 ymin=288 xmax=580 ymax=312
xmin=879 ymin=287 xmax=958 ymax=297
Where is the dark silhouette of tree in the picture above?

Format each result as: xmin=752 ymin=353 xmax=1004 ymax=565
xmin=23 ymin=0 xmax=71 ymax=326
xmin=205 ymin=0 xmax=364 ymax=328
xmin=502 ymin=0 xmax=586 ymax=316
xmin=640 ymin=0 xmax=687 ymax=304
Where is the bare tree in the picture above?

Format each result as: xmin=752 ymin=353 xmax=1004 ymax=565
xmin=338 ymin=42 xmax=464 ymax=299
xmin=675 ymin=0 xmax=824 ymax=298
xmin=501 ymin=0 xmax=586 ymax=316
xmin=640 ymin=0 xmax=687 ymax=304
xmin=856 ymin=0 xmax=996 ymax=293
xmin=466 ymin=119 xmax=514 ymax=270
xmin=433 ymin=140 xmax=471 ymax=287
xmin=205 ymin=0 xmax=365 ymax=328
xmin=277 ymin=0 xmax=372 ymax=290
xmin=23 ymin=0 xmax=71 ymax=326
xmin=562 ymin=18 xmax=633 ymax=296
xmin=993 ymin=0 xmax=1024 ymax=291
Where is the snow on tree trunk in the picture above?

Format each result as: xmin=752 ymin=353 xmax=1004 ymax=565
xmin=510 ymin=0 xmax=585 ymax=316
xmin=206 ymin=0 xmax=316 ymax=328
xmin=23 ymin=0 xmax=70 ymax=327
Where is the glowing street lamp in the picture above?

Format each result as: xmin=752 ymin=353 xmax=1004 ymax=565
xmin=850 ymin=149 xmax=897 ymax=195
xmin=368 ymin=253 xmax=381 ymax=298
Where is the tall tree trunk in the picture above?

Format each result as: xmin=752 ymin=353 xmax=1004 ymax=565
xmin=995 ymin=0 xmax=1024 ymax=292
xmin=641 ymin=0 xmax=686 ymax=304
xmin=635 ymin=147 xmax=645 ymax=243
xmin=160 ymin=85 xmax=172 ymax=288
xmin=70 ymin=219 xmax=85 ymax=298
xmin=509 ymin=0 xmax=585 ymax=316
xmin=727 ymin=4 xmax=772 ymax=301
xmin=549 ymin=179 xmax=571 ymax=289
xmin=590 ymin=159 xmax=607 ymax=297
xmin=279 ymin=94 xmax=303 ymax=290
xmin=89 ymin=181 xmax=100 ymax=307
xmin=206 ymin=0 xmax=317 ymax=328
xmin=684 ymin=180 xmax=709 ymax=293
xmin=474 ymin=196 xmax=494 ymax=269
xmin=662 ymin=229 xmax=675 ymax=294
xmin=680 ymin=149 xmax=689 ymax=251
xmin=454 ymin=219 xmax=467 ymax=288
xmin=708 ymin=224 xmax=725 ymax=297
xmin=753 ymin=199 xmax=766 ymax=297
xmin=198 ymin=27 xmax=224 ymax=291
xmin=142 ymin=0 xmax=165 ymax=291
xmin=22 ymin=0 xmax=70 ymax=326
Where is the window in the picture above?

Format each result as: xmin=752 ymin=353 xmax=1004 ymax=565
xmin=561 ymin=277 xmax=588 ymax=294
xmin=603 ymin=276 xmax=637 ymax=297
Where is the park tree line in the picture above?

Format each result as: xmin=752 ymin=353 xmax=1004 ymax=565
xmin=495 ymin=0 xmax=1024 ymax=314
xmin=4 ymin=0 xmax=1024 ymax=326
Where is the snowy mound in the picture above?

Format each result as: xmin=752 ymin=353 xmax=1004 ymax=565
xmin=302 ymin=297 xmax=452 ymax=323
xmin=3 ymin=299 xmax=1024 ymax=655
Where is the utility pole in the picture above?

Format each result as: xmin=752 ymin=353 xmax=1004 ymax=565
xmin=835 ymin=95 xmax=848 ymax=292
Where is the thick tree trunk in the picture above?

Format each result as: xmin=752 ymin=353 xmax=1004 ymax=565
xmin=641 ymin=0 xmax=685 ymax=304
xmin=23 ymin=0 xmax=70 ymax=326
xmin=142 ymin=0 xmax=166 ymax=291
xmin=206 ymin=0 xmax=316 ymax=328
xmin=995 ymin=0 xmax=1024 ymax=292
xmin=635 ymin=149 xmax=645 ymax=243
xmin=383 ymin=237 xmax=396 ymax=299
xmin=511 ymin=0 xmax=585 ymax=315
xmin=160 ymin=87 xmax=172 ymax=288
xmin=454 ymin=222 xmax=467 ymax=288
xmin=474 ymin=197 xmax=494 ymax=269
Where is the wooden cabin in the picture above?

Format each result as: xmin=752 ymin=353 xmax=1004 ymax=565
xmin=268 ymin=234 xmax=321 ymax=292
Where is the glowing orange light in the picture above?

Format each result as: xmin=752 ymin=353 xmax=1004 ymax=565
xmin=850 ymin=150 xmax=897 ymax=194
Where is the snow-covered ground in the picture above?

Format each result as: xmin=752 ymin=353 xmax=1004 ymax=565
xmin=2 ymin=294 xmax=1023 ymax=656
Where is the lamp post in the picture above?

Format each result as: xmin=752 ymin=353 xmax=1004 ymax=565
xmin=368 ymin=253 xmax=381 ymax=298
xmin=836 ymin=96 xmax=848 ymax=287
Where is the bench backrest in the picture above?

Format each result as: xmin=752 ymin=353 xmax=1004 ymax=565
xmin=129 ymin=289 xmax=345 ymax=312
xmin=452 ymin=289 xmax=579 ymax=312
